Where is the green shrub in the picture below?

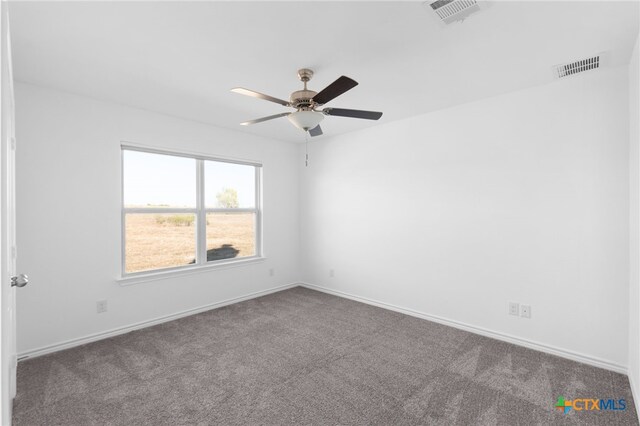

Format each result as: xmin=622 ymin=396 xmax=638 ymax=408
xmin=155 ymin=214 xmax=194 ymax=226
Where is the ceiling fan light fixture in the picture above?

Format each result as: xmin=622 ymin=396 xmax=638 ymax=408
xmin=287 ymin=110 xmax=324 ymax=132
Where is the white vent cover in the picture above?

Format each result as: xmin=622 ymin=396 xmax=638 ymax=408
xmin=427 ymin=0 xmax=483 ymax=25
xmin=553 ymin=55 xmax=603 ymax=79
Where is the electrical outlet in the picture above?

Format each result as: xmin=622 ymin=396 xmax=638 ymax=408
xmin=329 ymin=269 xmax=335 ymax=278
xmin=520 ymin=305 xmax=531 ymax=319
xmin=96 ymin=300 xmax=108 ymax=314
xmin=509 ymin=302 xmax=519 ymax=316
xmin=269 ymin=268 xmax=275 ymax=277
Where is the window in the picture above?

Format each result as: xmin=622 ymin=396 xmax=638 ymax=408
xmin=122 ymin=146 xmax=261 ymax=276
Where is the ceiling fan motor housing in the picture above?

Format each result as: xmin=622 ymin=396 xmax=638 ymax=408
xmin=290 ymin=89 xmax=317 ymax=110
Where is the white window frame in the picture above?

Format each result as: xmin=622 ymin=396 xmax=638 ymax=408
xmin=120 ymin=144 xmax=263 ymax=280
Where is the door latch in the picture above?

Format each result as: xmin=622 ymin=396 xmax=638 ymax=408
xmin=10 ymin=274 xmax=28 ymax=288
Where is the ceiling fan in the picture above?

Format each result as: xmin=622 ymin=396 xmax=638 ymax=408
xmin=232 ymin=68 xmax=383 ymax=137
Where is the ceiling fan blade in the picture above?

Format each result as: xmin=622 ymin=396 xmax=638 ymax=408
xmin=231 ymin=87 xmax=291 ymax=107
xmin=312 ymin=76 xmax=358 ymax=105
xmin=308 ymin=125 xmax=323 ymax=137
xmin=240 ymin=112 xmax=290 ymax=126
xmin=323 ymin=108 xmax=383 ymax=120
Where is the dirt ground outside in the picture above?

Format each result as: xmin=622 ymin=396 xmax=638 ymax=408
xmin=125 ymin=212 xmax=255 ymax=273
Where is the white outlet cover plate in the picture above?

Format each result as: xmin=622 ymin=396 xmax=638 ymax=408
xmin=97 ymin=300 xmax=108 ymax=313
xmin=521 ymin=305 xmax=531 ymax=318
xmin=509 ymin=302 xmax=519 ymax=316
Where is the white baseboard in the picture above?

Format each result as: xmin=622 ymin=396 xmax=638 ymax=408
xmin=18 ymin=282 xmax=299 ymax=361
xmin=300 ymin=282 xmax=629 ymax=375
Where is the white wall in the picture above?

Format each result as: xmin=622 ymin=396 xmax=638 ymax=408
xmin=301 ymin=66 xmax=630 ymax=368
xmin=629 ymin=33 xmax=640 ymax=406
xmin=15 ymin=83 xmax=300 ymax=354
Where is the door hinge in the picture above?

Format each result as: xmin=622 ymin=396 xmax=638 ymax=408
xmin=10 ymin=137 xmax=15 ymax=150
xmin=11 ymin=246 xmax=16 ymax=260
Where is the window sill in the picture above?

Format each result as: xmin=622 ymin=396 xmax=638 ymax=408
xmin=116 ymin=256 xmax=266 ymax=286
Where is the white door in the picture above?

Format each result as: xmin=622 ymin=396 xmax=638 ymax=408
xmin=1 ymin=2 xmax=19 ymax=424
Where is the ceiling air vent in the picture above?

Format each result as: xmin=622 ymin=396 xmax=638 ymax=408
xmin=426 ymin=0 xmax=484 ymax=25
xmin=553 ymin=55 xmax=603 ymax=79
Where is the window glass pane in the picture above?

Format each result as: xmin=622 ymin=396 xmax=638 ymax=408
xmin=124 ymin=150 xmax=196 ymax=208
xmin=125 ymin=213 xmax=196 ymax=273
xmin=204 ymin=161 xmax=255 ymax=208
xmin=206 ymin=212 xmax=255 ymax=262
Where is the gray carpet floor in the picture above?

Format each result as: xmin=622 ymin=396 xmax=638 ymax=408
xmin=12 ymin=286 xmax=639 ymax=425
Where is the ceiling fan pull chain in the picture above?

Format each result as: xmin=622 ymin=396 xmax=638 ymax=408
xmin=305 ymin=131 xmax=309 ymax=167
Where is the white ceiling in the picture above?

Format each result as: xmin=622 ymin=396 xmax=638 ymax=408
xmin=8 ymin=1 xmax=639 ymax=143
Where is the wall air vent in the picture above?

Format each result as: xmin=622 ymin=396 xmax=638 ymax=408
xmin=553 ymin=55 xmax=602 ymax=79
xmin=426 ymin=0 xmax=484 ymax=25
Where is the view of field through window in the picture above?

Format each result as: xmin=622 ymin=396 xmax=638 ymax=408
xmin=125 ymin=213 xmax=255 ymax=273
xmin=123 ymin=149 xmax=258 ymax=274
xmin=206 ymin=213 xmax=255 ymax=262
xmin=125 ymin=213 xmax=196 ymax=273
